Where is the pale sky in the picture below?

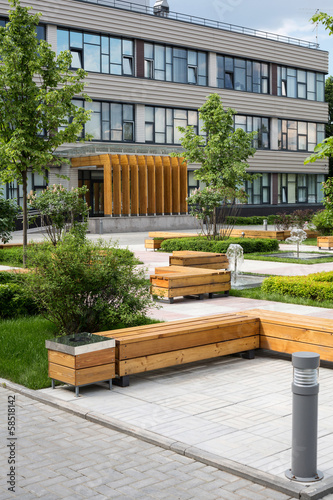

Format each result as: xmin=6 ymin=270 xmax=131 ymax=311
xmin=161 ymin=0 xmax=333 ymax=75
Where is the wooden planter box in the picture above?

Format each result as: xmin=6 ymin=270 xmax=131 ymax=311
xmin=169 ymin=251 xmax=229 ymax=270
xmin=46 ymin=333 xmax=115 ymax=396
xmin=151 ymin=265 xmax=231 ymax=303
xmin=317 ymin=236 xmax=333 ymax=250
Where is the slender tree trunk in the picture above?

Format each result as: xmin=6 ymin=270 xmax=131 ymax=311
xmin=213 ymin=206 xmax=217 ymax=239
xmin=22 ymin=170 xmax=28 ymax=267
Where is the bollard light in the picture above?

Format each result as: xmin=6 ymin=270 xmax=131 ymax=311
xmin=285 ymin=352 xmax=323 ymax=482
xmin=263 ymin=219 xmax=268 ymax=231
xmin=241 ymin=231 xmax=245 ymax=238
xmin=99 ymin=219 xmax=103 ymax=235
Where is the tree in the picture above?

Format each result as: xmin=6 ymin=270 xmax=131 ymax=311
xmin=28 ymin=184 xmax=89 ymax=246
xmin=0 ymin=0 xmax=91 ymax=264
xmin=175 ymin=93 xmax=256 ymax=238
xmin=305 ymin=12 xmax=333 ymax=165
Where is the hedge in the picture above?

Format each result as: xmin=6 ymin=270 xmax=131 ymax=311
xmin=160 ymin=237 xmax=279 ymax=253
xmin=227 ymin=215 xmax=276 ymax=225
xmin=261 ymin=271 xmax=333 ymax=302
xmin=0 ymin=247 xmax=24 ymax=266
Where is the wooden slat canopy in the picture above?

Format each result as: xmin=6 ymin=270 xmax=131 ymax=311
xmin=71 ymin=154 xmax=187 ymax=217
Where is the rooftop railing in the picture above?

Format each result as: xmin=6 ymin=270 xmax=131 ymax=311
xmin=74 ymin=0 xmax=320 ymax=50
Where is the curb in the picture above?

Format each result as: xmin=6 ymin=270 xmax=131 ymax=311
xmin=2 ymin=379 xmax=333 ymax=499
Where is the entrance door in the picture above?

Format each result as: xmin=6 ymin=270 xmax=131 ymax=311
xmin=91 ymin=179 xmax=104 ymax=217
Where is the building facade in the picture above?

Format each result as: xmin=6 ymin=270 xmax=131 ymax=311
xmin=0 ymin=0 xmax=329 ymax=219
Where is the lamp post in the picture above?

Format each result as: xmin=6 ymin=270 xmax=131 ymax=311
xmin=285 ymin=352 xmax=323 ymax=482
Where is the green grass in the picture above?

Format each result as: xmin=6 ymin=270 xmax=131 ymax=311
xmin=244 ymin=250 xmax=333 ymax=264
xmin=0 ymin=316 xmax=58 ymax=390
xmin=229 ymin=287 xmax=333 ymax=309
xmin=301 ymin=238 xmax=318 ymax=246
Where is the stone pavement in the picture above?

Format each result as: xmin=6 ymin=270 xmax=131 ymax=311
xmin=2 ymin=227 xmax=333 ymax=498
xmin=0 ymin=385 xmax=295 ymax=500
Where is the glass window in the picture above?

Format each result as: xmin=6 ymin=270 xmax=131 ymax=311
xmin=70 ymin=31 xmax=83 ymax=49
xmin=57 ymin=29 xmax=69 ymax=53
xmin=144 ymin=43 xmax=207 ymax=85
xmin=145 ymin=106 xmax=201 ymax=144
xmin=84 ymin=44 xmax=101 ymax=72
xmin=279 ymin=120 xmax=325 ymax=152
xmin=278 ymin=65 xmax=326 ymax=101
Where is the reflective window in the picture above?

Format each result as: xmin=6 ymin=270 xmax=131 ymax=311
xmin=72 ymin=99 xmax=134 ymax=142
xmin=57 ymin=28 xmax=134 ymax=76
xmin=144 ymin=43 xmax=207 ymax=86
xmin=278 ymin=120 xmax=326 ymax=151
xmin=145 ymin=106 xmax=203 ymax=144
xmin=217 ymin=55 xmax=269 ymax=94
xmin=234 ymin=115 xmax=269 ymax=149
xmin=277 ymin=66 xmax=325 ymax=101
xmin=278 ymin=174 xmax=326 ymax=204
xmin=244 ymin=173 xmax=270 ymax=205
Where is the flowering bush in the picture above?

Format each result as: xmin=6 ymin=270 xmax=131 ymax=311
xmin=28 ymin=184 xmax=89 ymax=245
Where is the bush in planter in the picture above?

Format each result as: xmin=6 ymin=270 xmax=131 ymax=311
xmin=160 ymin=236 xmax=279 ymax=253
xmin=24 ymin=235 xmax=157 ymax=335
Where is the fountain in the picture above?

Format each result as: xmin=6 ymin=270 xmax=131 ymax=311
xmin=285 ymin=228 xmax=307 ymax=259
xmin=226 ymin=244 xmax=244 ymax=285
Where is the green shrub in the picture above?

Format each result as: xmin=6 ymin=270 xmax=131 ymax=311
xmin=0 ymin=281 xmax=38 ymax=318
xmin=0 ymin=247 xmax=24 ymax=266
xmin=160 ymin=236 xmax=279 ymax=253
xmin=311 ymin=209 xmax=333 ymax=235
xmin=24 ymin=235 xmax=157 ymax=335
xmin=227 ymin=215 xmax=276 ymax=225
xmin=262 ymin=272 xmax=333 ymax=302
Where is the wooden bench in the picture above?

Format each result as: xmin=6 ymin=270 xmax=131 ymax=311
xmin=95 ymin=313 xmax=260 ymax=386
xmin=169 ymin=251 xmax=228 ymax=270
xmin=145 ymin=232 xmax=200 ymax=250
xmin=239 ymin=309 xmax=333 ymax=362
xmin=229 ymin=229 xmax=286 ymax=240
xmin=150 ymin=265 xmax=231 ymax=303
xmin=317 ymin=236 xmax=333 ymax=250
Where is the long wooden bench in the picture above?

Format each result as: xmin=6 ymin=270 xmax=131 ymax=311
xmin=239 ymin=309 xmax=333 ymax=362
xmin=169 ymin=251 xmax=229 ymax=270
xmin=150 ymin=265 xmax=231 ymax=303
xmin=145 ymin=232 xmax=200 ymax=250
xmin=90 ymin=309 xmax=333 ymax=389
xmin=95 ymin=313 xmax=260 ymax=386
xmin=229 ymin=229 xmax=286 ymax=240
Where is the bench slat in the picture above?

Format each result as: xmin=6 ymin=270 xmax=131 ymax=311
xmin=118 ymin=320 xmax=259 ymax=359
xmin=261 ymin=337 xmax=333 ymax=362
xmin=152 ymin=283 xmax=230 ymax=298
xmin=117 ymin=336 xmax=259 ymax=376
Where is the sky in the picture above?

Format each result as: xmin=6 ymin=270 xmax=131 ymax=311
xmin=158 ymin=0 xmax=333 ymax=75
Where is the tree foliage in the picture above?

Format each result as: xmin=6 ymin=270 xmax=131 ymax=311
xmin=0 ymin=0 xmax=91 ymax=262
xmin=24 ymin=235 xmax=158 ymax=335
xmin=175 ymin=94 xmax=256 ymax=238
xmin=28 ymin=184 xmax=89 ymax=245
xmin=305 ymin=12 xmax=333 ymax=165
xmin=0 ymin=193 xmax=20 ymax=243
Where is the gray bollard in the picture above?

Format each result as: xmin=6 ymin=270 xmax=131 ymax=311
xmin=285 ymin=352 xmax=323 ymax=482
xmin=99 ymin=219 xmax=103 ymax=235
xmin=263 ymin=219 xmax=268 ymax=231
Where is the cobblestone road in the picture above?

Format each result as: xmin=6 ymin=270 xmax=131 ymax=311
xmin=0 ymin=387 xmax=296 ymax=500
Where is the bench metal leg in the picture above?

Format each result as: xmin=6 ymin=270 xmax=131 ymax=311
xmin=241 ymin=350 xmax=255 ymax=360
xmin=113 ymin=376 xmax=130 ymax=387
xmin=224 ymin=291 xmax=229 ymax=297
xmin=51 ymin=379 xmax=55 ymax=390
xmin=109 ymin=379 xmax=112 ymax=391
xmin=199 ymin=294 xmax=204 ymax=300
xmin=169 ymin=297 xmax=174 ymax=304
xmin=75 ymin=386 xmax=80 ymax=397
xmin=208 ymin=293 xmax=213 ymax=299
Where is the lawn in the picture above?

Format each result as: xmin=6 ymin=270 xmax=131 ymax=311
xmin=0 ymin=316 xmax=57 ymax=390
